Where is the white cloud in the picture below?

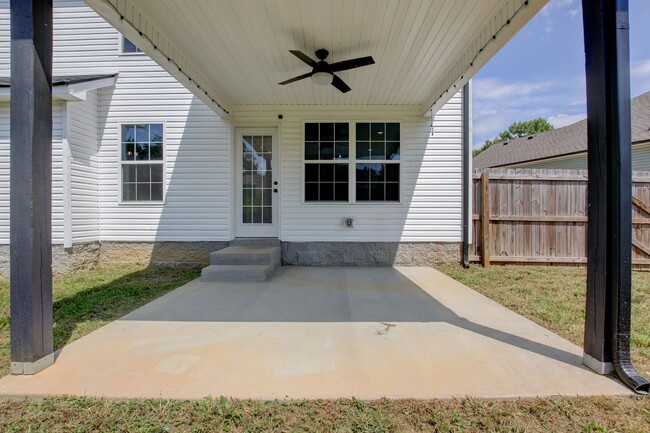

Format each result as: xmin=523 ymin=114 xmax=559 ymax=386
xmin=631 ymin=59 xmax=650 ymax=78
xmin=473 ymin=78 xmax=556 ymax=101
xmin=547 ymin=113 xmax=585 ymax=128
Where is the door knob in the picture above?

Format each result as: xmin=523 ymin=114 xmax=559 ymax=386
xmin=274 ymin=181 xmax=278 ymax=185
xmin=273 ymin=189 xmax=278 ymax=193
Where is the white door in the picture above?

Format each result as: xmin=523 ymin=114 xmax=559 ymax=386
xmin=235 ymin=128 xmax=279 ymax=237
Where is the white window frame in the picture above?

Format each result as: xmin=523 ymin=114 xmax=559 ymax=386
xmin=118 ymin=121 xmax=167 ymax=205
xmin=302 ymin=120 xmax=402 ymax=205
xmin=119 ymin=35 xmax=145 ymax=55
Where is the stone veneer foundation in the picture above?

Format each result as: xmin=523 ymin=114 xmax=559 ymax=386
xmin=0 ymin=241 xmax=461 ymax=277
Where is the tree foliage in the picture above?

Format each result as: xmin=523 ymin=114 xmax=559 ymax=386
xmin=473 ymin=117 xmax=554 ymax=156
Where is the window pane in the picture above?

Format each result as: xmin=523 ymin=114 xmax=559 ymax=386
xmin=305 ymin=164 xmax=319 ymax=182
xmin=386 ymin=142 xmax=400 ymax=160
xmin=335 ymin=123 xmax=349 ymax=140
xmin=320 ymin=123 xmax=334 ymax=141
xmin=305 ymin=183 xmax=318 ymax=201
xmin=320 ymin=142 xmax=334 ymax=160
xmin=243 ymin=136 xmax=253 ymax=152
xmin=335 ymin=183 xmax=349 ymax=201
xmin=356 ymin=164 xmax=370 ymax=182
xmin=150 ymin=124 xmax=163 ymax=142
xmin=334 ymin=164 xmax=348 ymax=182
xmin=252 ymin=207 xmax=262 ymax=223
xmin=252 ymin=136 xmax=263 ymax=153
xmin=305 ymin=123 xmax=319 ymax=141
xmin=122 ymin=36 xmax=142 ymax=53
xmin=242 ymin=188 xmax=252 ymax=206
xmin=370 ymin=183 xmax=385 ymax=201
xmin=386 ymin=183 xmax=399 ymax=201
xmin=320 ymin=183 xmax=334 ymax=201
xmin=243 ymin=153 xmax=253 ymax=170
xmin=135 ymin=143 xmax=149 ymax=161
xmin=136 ymin=183 xmax=150 ymax=201
xmin=150 ymin=143 xmax=163 ymax=160
xmin=151 ymin=164 xmax=163 ymax=183
xmin=335 ymin=143 xmax=349 ymax=159
xmin=386 ymin=123 xmax=400 ymax=141
xmin=136 ymin=124 xmax=149 ymax=143
xmin=136 ymin=165 xmax=151 ymax=182
xmin=370 ymin=142 xmax=385 ymax=160
xmin=122 ymin=142 xmax=135 ymax=160
xmin=151 ymin=183 xmax=163 ymax=201
xmin=371 ymin=123 xmax=385 ymax=141
xmin=320 ymin=164 xmax=334 ymax=182
xmin=262 ymin=188 xmax=272 ymax=206
xmin=122 ymin=125 xmax=135 ymax=142
xmin=356 ymin=142 xmax=370 ymax=160
xmin=123 ymin=183 xmax=136 ymax=201
xmin=122 ymin=165 xmax=136 ymax=182
xmin=263 ymin=172 xmax=273 ymax=187
xmin=356 ymin=123 xmax=369 ymax=140
xmin=305 ymin=142 xmax=319 ymax=160
xmin=252 ymin=190 xmax=263 ymax=206
xmin=356 ymin=183 xmax=370 ymax=201
xmin=386 ymin=164 xmax=399 ymax=182
xmin=370 ymin=164 xmax=384 ymax=182
xmin=243 ymin=207 xmax=252 ymax=223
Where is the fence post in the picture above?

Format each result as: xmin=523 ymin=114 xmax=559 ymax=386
xmin=480 ymin=171 xmax=490 ymax=267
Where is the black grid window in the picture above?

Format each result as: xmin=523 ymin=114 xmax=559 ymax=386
xmin=304 ymin=122 xmax=349 ymax=202
xmin=121 ymin=124 xmax=164 ymax=202
xmin=355 ymin=122 xmax=400 ymax=202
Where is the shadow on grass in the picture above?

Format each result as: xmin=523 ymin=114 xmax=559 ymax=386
xmin=51 ymin=266 xmax=201 ymax=350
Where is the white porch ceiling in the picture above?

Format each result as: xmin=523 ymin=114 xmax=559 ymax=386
xmin=86 ymin=0 xmax=547 ymax=117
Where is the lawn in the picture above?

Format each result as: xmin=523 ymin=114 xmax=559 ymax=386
xmin=0 ymin=264 xmax=648 ymax=432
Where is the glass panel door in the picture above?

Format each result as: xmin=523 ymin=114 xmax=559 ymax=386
xmin=242 ymin=135 xmax=273 ymax=225
xmin=236 ymin=129 xmax=278 ymax=238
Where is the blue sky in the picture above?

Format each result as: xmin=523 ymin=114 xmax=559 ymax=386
xmin=472 ymin=0 xmax=650 ymax=147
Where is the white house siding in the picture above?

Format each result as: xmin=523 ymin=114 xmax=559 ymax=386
xmin=232 ymin=92 xmax=463 ymax=243
xmin=510 ymin=142 xmax=650 ymax=171
xmin=0 ymin=103 xmax=65 ymax=245
xmin=67 ymin=91 xmax=100 ymax=243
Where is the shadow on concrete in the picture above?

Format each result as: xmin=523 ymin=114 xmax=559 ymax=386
xmin=120 ymin=267 xmax=584 ymax=367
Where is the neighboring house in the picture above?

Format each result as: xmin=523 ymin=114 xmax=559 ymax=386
xmin=473 ymin=91 xmax=650 ymax=170
xmin=1 ymin=0 xmax=528 ymax=275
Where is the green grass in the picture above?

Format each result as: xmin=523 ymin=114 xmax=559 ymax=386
xmin=0 ymin=264 xmax=649 ymax=432
xmin=0 ymin=266 xmax=201 ymax=378
xmin=436 ymin=265 xmax=650 ymax=378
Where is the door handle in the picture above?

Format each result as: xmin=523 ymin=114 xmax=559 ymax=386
xmin=273 ymin=189 xmax=278 ymax=193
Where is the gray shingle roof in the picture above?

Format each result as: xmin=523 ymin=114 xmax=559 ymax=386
xmin=473 ymin=91 xmax=650 ymax=169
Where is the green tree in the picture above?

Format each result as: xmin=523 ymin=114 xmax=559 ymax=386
xmin=473 ymin=117 xmax=554 ymax=156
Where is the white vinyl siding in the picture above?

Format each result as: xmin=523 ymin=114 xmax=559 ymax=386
xmin=67 ymin=92 xmax=100 ymax=243
xmin=232 ymin=92 xmax=463 ymax=242
xmin=0 ymin=103 xmax=65 ymax=245
xmin=511 ymin=142 xmax=650 ymax=171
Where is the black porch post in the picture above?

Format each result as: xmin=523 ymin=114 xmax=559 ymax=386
xmin=582 ymin=0 xmax=649 ymax=393
xmin=9 ymin=0 xmax=54 ymax=375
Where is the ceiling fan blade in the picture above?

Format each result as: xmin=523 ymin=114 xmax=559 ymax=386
xmin=278 ymin=72 xmax=313 ymax=85
xmin=330 ymin=56 xmax=375 ymax=73
xmin=331 ymin=75 xmax=351 ymax=93
xmin=289 ymin=50 xmax=318 ymax=67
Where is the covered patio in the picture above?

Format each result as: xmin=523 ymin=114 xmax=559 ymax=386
xmin=8 ymin=0 xmax=649 ymax=397
xmin=0 ymin=267 xmax=631 ymax=399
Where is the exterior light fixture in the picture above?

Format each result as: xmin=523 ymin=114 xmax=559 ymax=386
xmin=311 ymin=71 xmax=333 ymax=86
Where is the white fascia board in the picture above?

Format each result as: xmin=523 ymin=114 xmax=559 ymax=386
xmin=68 ymin=75 xmax=118 ymax=94
xmin=0 ymin=75 xmax=117 ymax=102
xmin=85 ymin=0 xmax=232 ymax=118
xmin=421 ymin=0 xmax=548 ymax=116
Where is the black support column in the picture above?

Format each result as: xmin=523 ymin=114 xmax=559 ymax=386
xmin=10 ymin=0 xmax=54 ymax=375
xmin=582 ymin=0 xmax=649 ymax=393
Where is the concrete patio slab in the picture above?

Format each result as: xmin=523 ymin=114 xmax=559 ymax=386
xmin=0 ymin=267 xmax=632 ymax=400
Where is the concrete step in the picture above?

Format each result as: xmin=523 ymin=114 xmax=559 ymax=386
xmin=211 ymin=245 xmax=280 ymax=266
xmin=201 ymin=264 xmax=272 ymax=282
xmin=230 ymin=238 xmax=281 ymax=248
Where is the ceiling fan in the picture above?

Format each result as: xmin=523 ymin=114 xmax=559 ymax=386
xmin=278 ymin=48 xmax=375 ymax=93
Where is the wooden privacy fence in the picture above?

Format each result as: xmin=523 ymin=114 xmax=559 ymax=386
xmin=471 ymin=168 xmax=650 ymax=267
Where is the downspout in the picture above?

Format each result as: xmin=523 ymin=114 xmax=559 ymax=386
xmin=461 ymin=82 xmax=472 ymax=268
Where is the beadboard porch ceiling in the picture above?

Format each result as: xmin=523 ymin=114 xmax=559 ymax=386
xmin=85 ymin=0 xmax=547 ymax=117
